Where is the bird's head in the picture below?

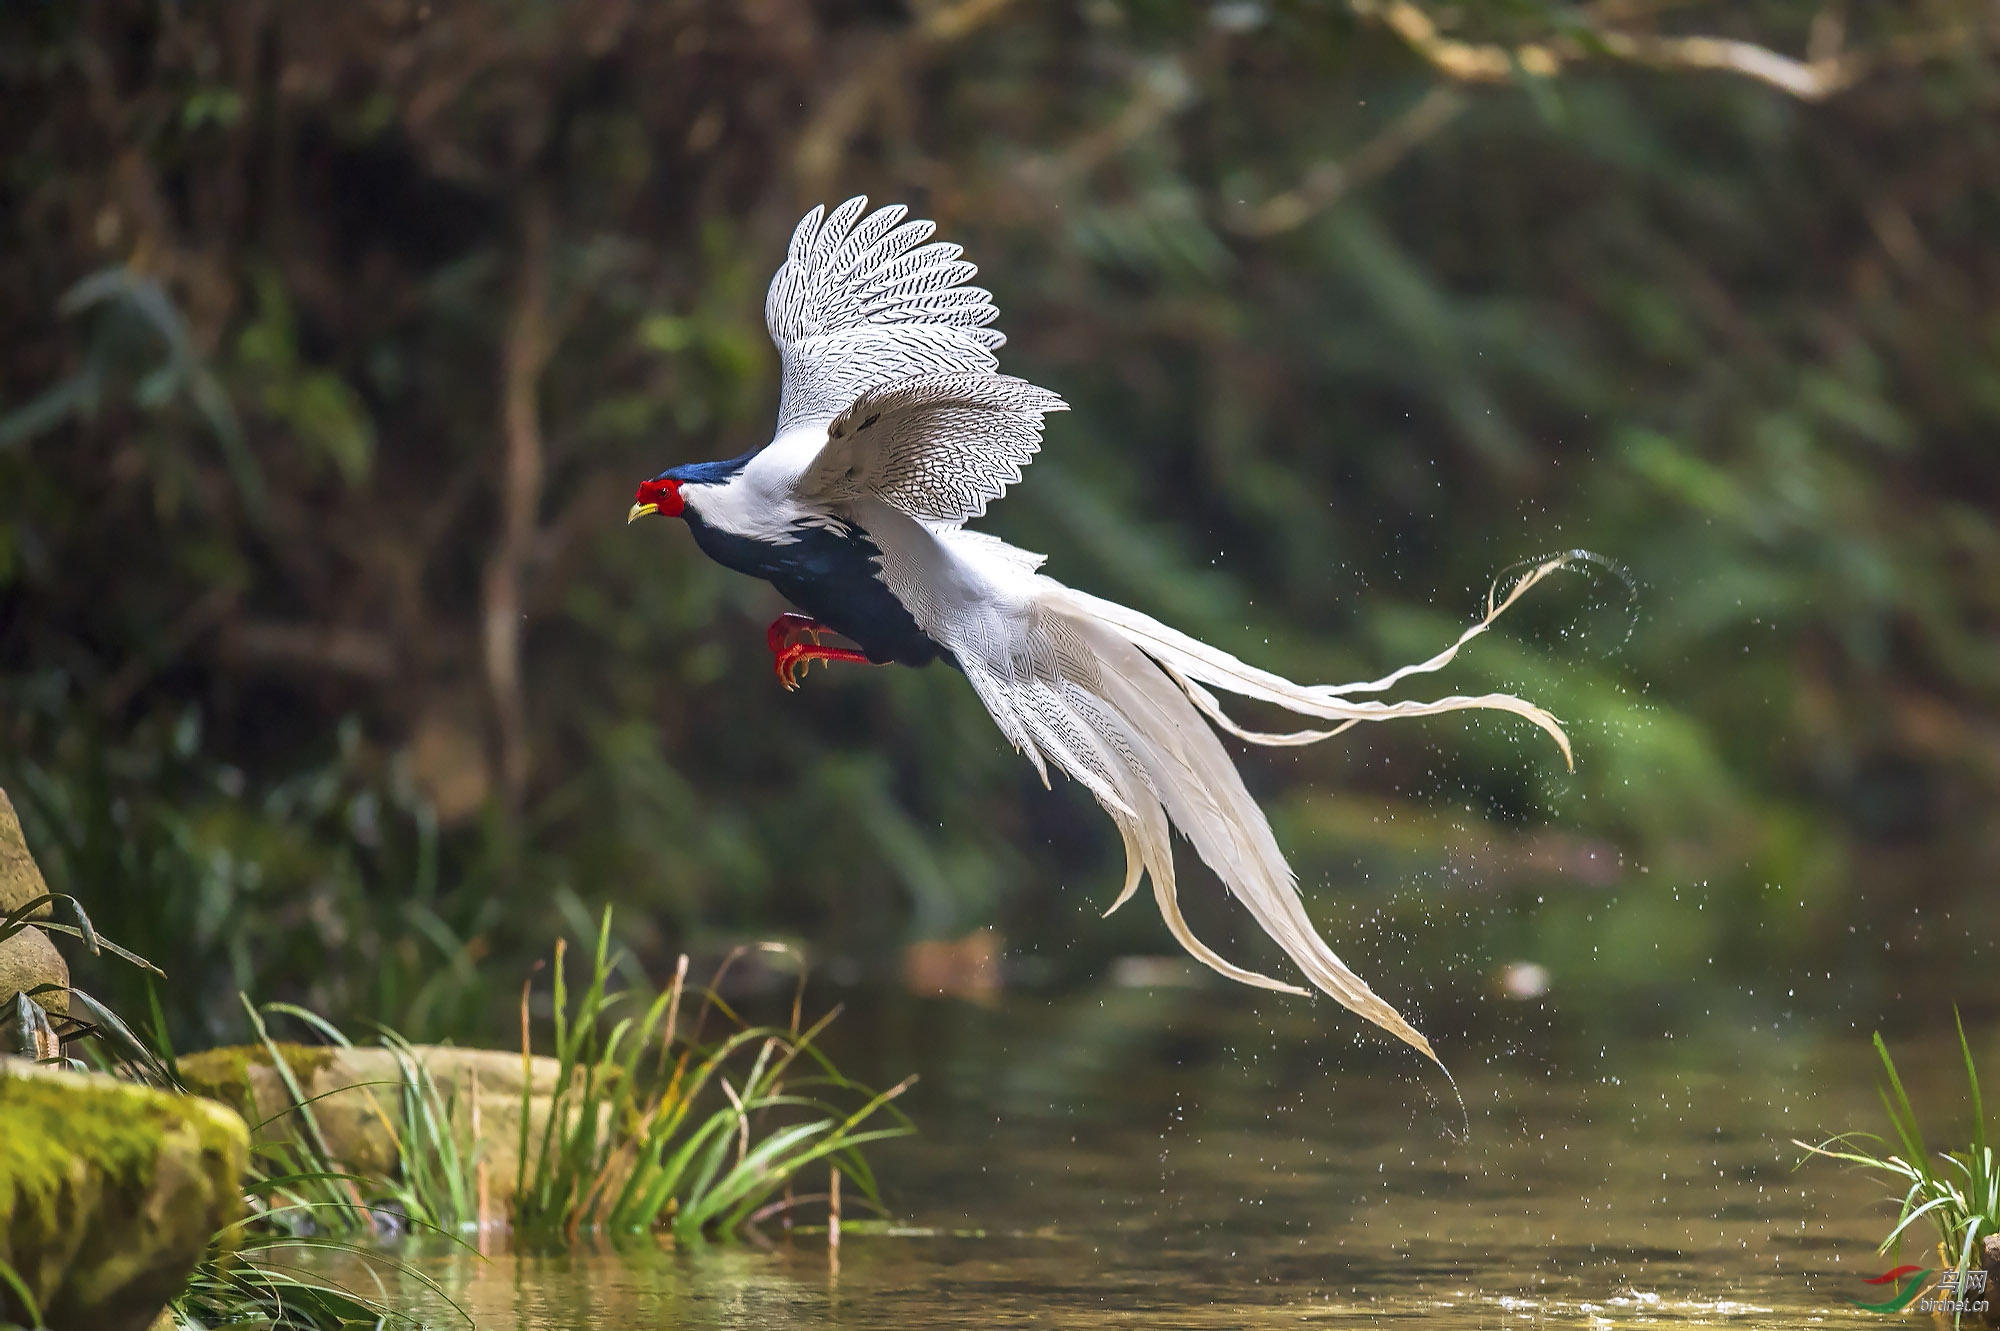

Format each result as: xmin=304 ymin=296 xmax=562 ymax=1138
xmin=628 ymin=453 xmax=757 ymax=524
xmin=627 ymin=475 xmax=685 ymax=523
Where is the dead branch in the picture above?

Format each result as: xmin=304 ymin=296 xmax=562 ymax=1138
xmin=1350 ymin=0 xmax=1974 ymax=103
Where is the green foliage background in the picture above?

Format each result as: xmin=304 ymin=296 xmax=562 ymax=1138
xmin=1 ymin=0 xmax=1994 ymax=1042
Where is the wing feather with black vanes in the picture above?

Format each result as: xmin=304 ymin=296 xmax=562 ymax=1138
xmin=765 ymin=197 xmax=1006 ymax=436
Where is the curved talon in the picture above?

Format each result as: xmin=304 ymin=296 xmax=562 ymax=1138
xmin=774 ymin=642 xmax=875 ymax=690
xmin=766 ymin=615 xmax=877 ymax=690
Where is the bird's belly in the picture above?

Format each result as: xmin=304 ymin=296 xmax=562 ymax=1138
xmin=686 ymin=516 xmax=950 ymax=668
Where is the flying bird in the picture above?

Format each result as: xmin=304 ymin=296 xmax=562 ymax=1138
xmin=630 ymin=197 xmax=1574 ymax=1066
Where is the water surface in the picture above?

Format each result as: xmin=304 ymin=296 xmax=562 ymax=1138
xmin=313 ymin=986 xmax=1977 ymax=1328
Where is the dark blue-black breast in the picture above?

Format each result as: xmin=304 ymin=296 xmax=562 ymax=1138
xmin=683 ymin=513 xmax=951 ymax=669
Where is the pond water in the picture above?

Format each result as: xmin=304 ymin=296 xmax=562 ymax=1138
xmin=305 ymin=984 xmax=1980 ymax=1328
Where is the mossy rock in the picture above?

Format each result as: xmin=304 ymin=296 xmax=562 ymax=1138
xmin=175 ymin=1042 xmax=341 ymax=1122
xmin=0 ymin=925 xmax=67 ymax=1016
xmin=178 ymin=1043 xmax=613 ymax=1205
xmin=0 ymin=1057 xmax=248 ymax=1331
xmin=0 ymin=789 xmax=51 ymax=921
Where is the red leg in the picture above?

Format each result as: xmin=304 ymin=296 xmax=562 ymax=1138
xmin=774 ymin=641 xmax=878 ymax=691
xmin=766 ymin=614 xmax=881 ymax=689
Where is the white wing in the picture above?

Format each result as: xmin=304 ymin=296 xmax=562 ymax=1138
xmin=767 ymin=197 xmax=1005 ymax=434
xmin=798 ymin=372 xmax=1068 ymax=526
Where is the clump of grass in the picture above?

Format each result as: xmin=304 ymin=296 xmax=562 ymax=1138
xmin=375 ymin=1027 xmax=483 ymax=1233
xmin=156 ymin=1005 xmax=471 ymax=1328
xmin=10 ymin=899 xmax=911 ymax=1329
xmin=512 ymin=908 xmax=915 ymax=1242
xmin=241 ymin=998 xmax=483 ymax=1236
xmin=164 ymin=1177 xmax=445 ymax=1331
xmin=1798 ymin=1012 xmax=1998 ymax=1296
xmin=167 ymin=1259 xmax=419 ymax=1331
xmin=143 ymin=999 xmax=468 ymax=1327
xmin=161 ymin=1159 xmax=462 ymax=1330
xmin=214 ymin=907 xmax=917 ymax=1247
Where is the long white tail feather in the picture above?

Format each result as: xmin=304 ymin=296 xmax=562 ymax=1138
xmin=959 ymin=663 xmax=1051 ymax=787
xmin=957 ymin=558 xmax=1575 ymax=1067
xmin=886 ymin=516 xmax=1576 ymax=1067
xmin=1172 ymin=661 xmax=1573 ymax=765
xmin=1126 ymin=778 xmax=1306 ymax=997
xmin=1047 ymin=554 xmax=1577 ymax=770
xmin=1103 ymin=821 xmax=1147 ymax=917
xmin=1310 ymin=555 xmax=1573 ymax=698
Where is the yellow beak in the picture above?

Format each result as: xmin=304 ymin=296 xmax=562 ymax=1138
xmin=627 ymin=502 xmax=659 ymax=523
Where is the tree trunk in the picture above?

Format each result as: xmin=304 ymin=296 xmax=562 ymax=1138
xmin=483 ymin=186 xmax=551 ymax=814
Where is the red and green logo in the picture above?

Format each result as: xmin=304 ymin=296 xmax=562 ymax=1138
xmin=1851 ymin=1265 xmax=1932 ymax=1313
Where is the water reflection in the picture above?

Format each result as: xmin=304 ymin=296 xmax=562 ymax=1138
xmin=306 ymin=989 xmax=1980 ymax=1328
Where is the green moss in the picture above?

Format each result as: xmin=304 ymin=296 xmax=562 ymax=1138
xmin=0 ymin=1059 xmax=248 ymax=1331
xmin=176 ymin=1042 xmax=340 ymax=1118
xmin=0 ymin=1071 xmax=167 ymax=1230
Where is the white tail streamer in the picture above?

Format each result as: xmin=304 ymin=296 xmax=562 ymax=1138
xmin=1048 ymin=553 xmax=1579 ymax=771
xmin=945 ymin=553 xmax=1584 ymax=1071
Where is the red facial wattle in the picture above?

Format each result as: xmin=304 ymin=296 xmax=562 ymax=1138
xmin=630 ymin=477 xmax=684 ymax=520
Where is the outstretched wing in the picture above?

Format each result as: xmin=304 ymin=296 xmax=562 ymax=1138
xmin=767 ymin=197 xmax=1005 ymax=434
xmin=798 ymin=372 xmax=1068 ymax=525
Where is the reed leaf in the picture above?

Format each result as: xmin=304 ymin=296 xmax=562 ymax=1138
xmin=512 ymin=906 xmax=915 ymax=1242
xmin=1797 ymin=1011 xmax=1999 ymax=1326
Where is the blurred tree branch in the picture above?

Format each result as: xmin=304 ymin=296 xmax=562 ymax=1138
xmin=1228 ymin=86 xmax=1467 ymax=237
xmin=99 ymin=583 xmax=243 ymax=716
xmin=484 ymin=187 xmax=551 ymax=814
xmin=794 ymin=0 xmax=1019 ymax=198
xmin=1350 ymin=0 xmax=1981 ymax=101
